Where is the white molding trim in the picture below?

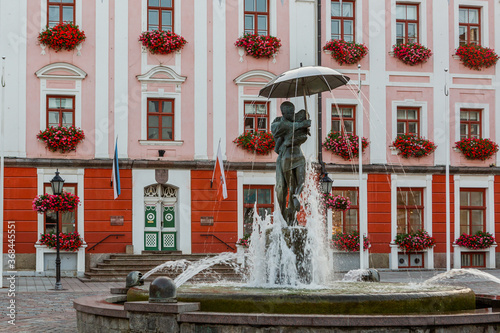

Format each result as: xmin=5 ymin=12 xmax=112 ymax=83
xmin=325 ymin=97 xmax=363 ymax=135
xmin=234 ymin=70 xmax=276 ymax=86
xmin=139 ymin=140 xmax=184 ymax=146
xmin=325 ymin=0 xmax=364 ymax=43
xmin=115 ymin=0 xmax=129 ymax=158
xmin=140 ymin=90 xmax=182 ymax=142
xmin=391 ymin=100 xmax=429 ymax=139
xmin=238 ymin=0 xmax=277 ymax=36
xmin=136 ymin=66 xmax=187 ymax=91
xmin=35 ymin=63 xmax=87 ymax=80
xmin=194 ymin=0 xmax=208 ymax=159
xmin=95 ymin=0 xmax=109 ymax=159
xmin=390 ymin=0 xmax=427 ymax=47
xmin=213 ymin=0 xmax=227 ymax=158
xmin=453 ymin=102 xmax=490 ymax=142
xmin=40 ymin=0 xmax=82 ymax=29
xmin=454 ymin=0 xmax=489 ymax=49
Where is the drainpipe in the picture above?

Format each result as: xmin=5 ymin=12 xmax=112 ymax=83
xmin=317 ymin=0 xmax=324 ymax=173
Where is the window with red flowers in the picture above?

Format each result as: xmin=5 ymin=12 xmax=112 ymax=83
xmin=244 ymin=101 xmax=269 ymax=133
xmin=47 ymin=96 xmax=75 ymax=128
xmin=331 ymin=0 xmax=355 ymax=42
xmin=460 ymin=189 xmax=485 ymax=235
xmin=396 ymin=3 xmax=419 ymax=45
xmin=332 ymin=105 xmax=356 ymax=135
xmin=148 ymin=0 xmax=174 ymax=31
xmin=331 ymin=187 xmax=359 ymax=234
xmin=47 ymin=0 xmax=75 ymax=28
xmin=147 ymin=98 xmax=174 ymax=141
xmin=244 ymin=0 xmax=269 ymax=35
xmin=397 ymin=188 xmax=423 ymax=234
xmin=243 ymin=185 xmax=273 ymax=235
xmin=460 ymin=109 xmax=481 ymax=139
xmin=397 ymin=107 xmax=419 ymax=136
xmin=459 ymin=7 xmax=480 ymax=46
xmin=44 ymin=183 xmax=77 ymax=233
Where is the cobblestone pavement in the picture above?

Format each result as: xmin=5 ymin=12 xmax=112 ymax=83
xmin=0 ymin=270 xmax=499 ymax=332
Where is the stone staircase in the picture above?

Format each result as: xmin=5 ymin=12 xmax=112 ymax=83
xmin=80 ymin=252 xmax=244 ymax=283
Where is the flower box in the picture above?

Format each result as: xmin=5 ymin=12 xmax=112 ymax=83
xmin=454 ymin=137 xmax=499 ymax=161
xmin=455 ymin=231 xmax=495 ymax=250
xmin=455 ymin=44 xmax=499 ymax=70
xmin=323 ymin=132 xmax=369 ymax=160
xmin=39 ymin=231 xmax=83 ymax=252
xmin=392 ymin=43 xmax=432 ymax=66
xmin=32 ymin=192 xmax=80 ymax=213
xmin=394 ymin=230 xmax=436 ymax=253
xmin=332 ymin=231 xmax=370 ymax=252
xmin=235 ymin=33 xmax=282 ymax=59
xmin=324 ymin=194 xmax=350 ymax=211
xmin=139 ymin=30 xmax=187 ymax=55
xmin=38 ymin=22 xmax=86 ymax=52
xmin=233 ymin=131 xmax=275 ymax=155
xmin=37 ymin=126 xmax=85 ymax=153
xmin=391 ymin=134 xmax=437 ymax=158
xmin=323 ymin=40 xmax=368 ymax=65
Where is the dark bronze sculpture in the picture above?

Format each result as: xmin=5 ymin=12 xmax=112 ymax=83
xmin=271 ymin=101 xmax=311 ymax=225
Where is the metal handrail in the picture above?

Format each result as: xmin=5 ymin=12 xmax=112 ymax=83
xmin=87 ymin=234 xmax=125 ymax=251
xmin=201 ymin=234 xmax=235 ymax=251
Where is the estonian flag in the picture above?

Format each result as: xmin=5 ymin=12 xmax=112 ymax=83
xmin=112 ymin=137 xmax=121 ymax=199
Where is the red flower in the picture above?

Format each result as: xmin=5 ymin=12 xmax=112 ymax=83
xmin=455 ymin=44 xmax=499 ymax=70
xmin=392 ymin=134 xmax=437 ymax=158
xmin=139 ymin=30 xmax=187 ymax=55
xmin=235 ymin=33 xmax=281 ymax=59
xmin=392 ymin=43 xmax=432 ymax=66
xmin=323 ymin=40 xmax=368 ymax=65
xmin=37 ymin=126 xmax=85 ymax=153
xmin=332 ymin=231 xmax=370 ymax=252
xmin=32 ymin=192 xmax=81 ymax=213
xmin=233 ymin=131 xmax=275 ymax=155
xmin=454 ymin=137 xmax=499 ymax=161
xmin=38 ymin=22 xmax=86 ymax=52
xmin=323 ymin=132 xmax=369 ymax=160
xmin=39 ymin=231 xmax=82 ymax=252
xmin=395 ymin=230 xmax=436 ymax=252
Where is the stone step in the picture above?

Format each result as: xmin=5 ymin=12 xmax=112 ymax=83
xmin=99 ymin=260 xmax=236 ymax=268
xmin=109 ymin=253 xmax=219 ymax=260
xmin=81 ymin=271 xmax=243 ymax=283
xmin=91 ymin=266 xmax=238 ymax=273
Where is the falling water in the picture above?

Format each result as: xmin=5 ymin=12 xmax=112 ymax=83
xmin=141 ymin=259 xmax=190 ymax=281
xmin=246 ymin=163 xmax=333 ymax=288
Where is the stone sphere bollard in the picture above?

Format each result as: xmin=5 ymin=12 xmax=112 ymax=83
xmin=149 ymin=277 xmax=177 ymax=303
xmin=125 ymin=271 xmax=144 ymax=289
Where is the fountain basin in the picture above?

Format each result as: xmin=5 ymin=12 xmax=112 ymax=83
xmin=126 ymin=283 xmax=476 ymax=315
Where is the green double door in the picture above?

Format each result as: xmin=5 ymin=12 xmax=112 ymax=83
xmin=144 ymin=204 xmax=177 ymax=251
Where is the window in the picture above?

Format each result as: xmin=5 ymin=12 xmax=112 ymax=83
xmin=331 ymin=0 xmax=355 ymax=41
xmin=461 ymin=252 xmax=485 ymax=268
xmin=47 ymin=0 xmax=75 ymax=28
xmin=459 ymin=7 xmax=480 ymax=46
xmin=331 ymin=188 xmax=358 ymax=234
xmin=44 ymin=184 xmax=77 ymax=234
xmin=243 ymin=185 xmax=273 ymax=235
xmin=396 ymin=108 xmax=419 ymax=136
xmin=460 ymin=189 xmax=485 ymax=235
xmin=47 ymin=96 xmax=75 ymax=128
xmin=397 ymin=188 xmax=423 ymax=234
xmin=148 ymin=0 xmax=173 ymax=31
xmin=460 ymin=109 xmax=481 ymax=139
xmin=396 ymin=3 xmax=419 ymax=45
xmin=147 ymin=98 xmax=174 ymax=141
xmin=244 ymin=0 xmax=269 ymax=35
xmin=244 ymin=102 xmax=269 ymax=133
xmin=332 ymin=105 xmax=356 ymax=135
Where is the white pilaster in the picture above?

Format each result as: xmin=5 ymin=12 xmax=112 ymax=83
xmin=194 ymin=1 xmax=208 ymax=159
xmin=95 ymin=0 xmax=109 ymax=158
xmin=496 ymin=0 xmax=500 ymax=167
xmin=213 ymin=0 xmax=226 ymax=158
xmin=368 ymin=0 xmax=387 ymax=164
xmin=114 ymin=0 xmax=128 ymax=158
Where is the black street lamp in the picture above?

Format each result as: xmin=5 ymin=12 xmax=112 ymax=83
xmin=50 ymin=169 xmax=65 ymax=290
xmin=319 ymin=173 xmax=333 ymax=195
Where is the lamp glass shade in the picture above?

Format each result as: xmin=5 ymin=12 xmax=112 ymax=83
xmin=320 ymin=174 xmax=333 ymax=194
xmin=50 ymin=170 xmax=65 ymax=195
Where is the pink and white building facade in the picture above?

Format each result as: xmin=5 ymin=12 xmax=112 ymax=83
xmin=0 ymin=0 xmax=499 ymax=276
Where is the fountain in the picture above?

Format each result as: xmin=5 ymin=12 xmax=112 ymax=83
xmin=74 ymin=68 xmax=500 ymax=331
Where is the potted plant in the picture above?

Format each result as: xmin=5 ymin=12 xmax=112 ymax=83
xmin=323 ymin=39 xmax=368 ymax=65
xmin=394 ymin=230 xmax=436 ymax=252
xmin=38 ymin=22 xmax=86 ymax=52
xmin=32 ymin=192 xmax=80 ymax=213
xmin=455 ymin=44 xmax=499 ymax=70
xmin=454 ymin=137 xmax=499 ymax=161
xmin=235 ymin=33 xmax=282 ymax=59
xmin=391 ymin=134 xmax=437 ymax=158
xmin=39 ymin=231 xmax=83 ymax=252
xmin=392 ymin=43 xmax=432 ymax=66
xmin=236 ymin=234 xmax=250 ymax=248
xmin=233 ymin=131 xmax=275 ymax=155
xmin=332 ymin=231 xmax=370 ymax=252
xmin=323 ymin=132 xmax=369 ymax=160
xmin=324 ymin=194 xmax=351 ymax=211
xmin=37 ymin=126 xmax=85 ymax=153
xmin=139 ymin=30 xmax=187 ymax=55
xmin=455 ymin=231 xmax=495 ymax=250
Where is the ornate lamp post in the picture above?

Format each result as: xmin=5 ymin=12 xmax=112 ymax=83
xmin=50 ymin=169 xmax=65 ymax=290
xmin=319 ymin=173 xmax=333 ymax=195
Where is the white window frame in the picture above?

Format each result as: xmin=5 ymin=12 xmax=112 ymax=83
xmin=390 ymin=0 xmax=427 ymax=47
xmin=325 ymin=0 xmax=364 ymax=43
xmin=238 ymin=0 xmax=277 ymax=36
xmin=41 ymin=0 xmax=82 ymax=29
xmin=454 ymin=102 xmax=489 ymax=142
xmin=454 ymin=0 xmax=489 ymax=48
xmin=325 ymin=98 xmax=363 ymax=135
xmin=391 ymin=100 xmax=428 ymax=140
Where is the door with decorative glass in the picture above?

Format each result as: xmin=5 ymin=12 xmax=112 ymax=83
xmin=144 ymin=184 xmax=178 ymax=251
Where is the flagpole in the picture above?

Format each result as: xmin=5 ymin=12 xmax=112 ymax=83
xmin=357 ymin=64 xmax=365 ymax=269
xmin=444 ymin=68 xmax=451 ymax=271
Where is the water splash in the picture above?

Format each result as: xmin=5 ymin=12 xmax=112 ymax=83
xmin=245 ymin=163 xmax=333 ymax=288
xmin=174 ymin=252 xmax=239 ymax=288
xmin=424 ymin=268 xmax=500 ymax=285
xmin=141 ymin=259 xmax=190 ymax=281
